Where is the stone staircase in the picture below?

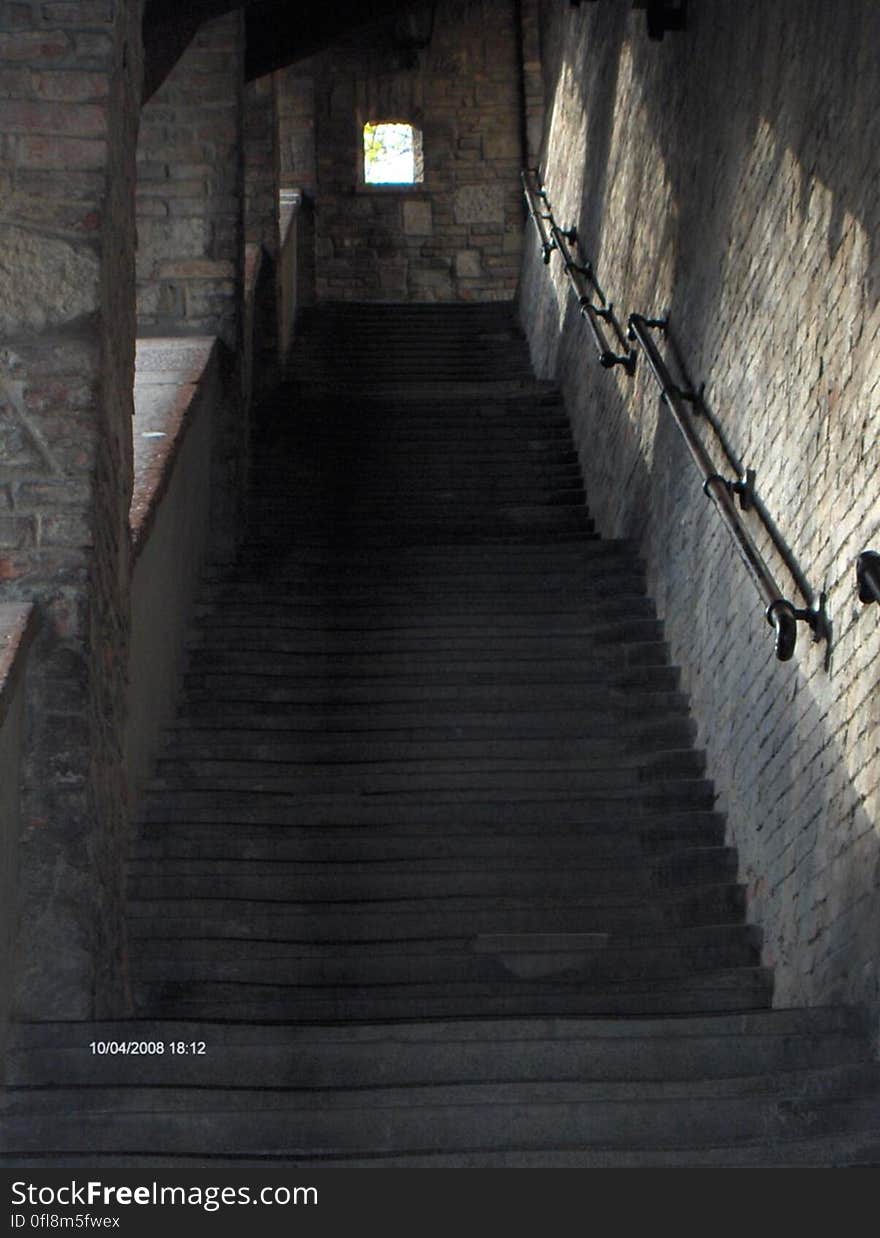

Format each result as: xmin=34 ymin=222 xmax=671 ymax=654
xmin=2 ymin=302 xmax=878 ymax=1166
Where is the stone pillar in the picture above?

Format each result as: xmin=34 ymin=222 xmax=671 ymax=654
xmin=245 ymin=75 xmax=280 ymax=258
xmin=518 ymin=0 xmax=545 ymax=168
xmin=136 ymin=12 xmax=245 ymax=350
xmin=136 ymin=11 xmax=246 ymax=554
xmin=244 ymin=74 xmax=281 ymax=395
xmin=277 ymin=66 xmax=317 ymax=196
xmin=0 ymin=0 xmax=143 ymax=1019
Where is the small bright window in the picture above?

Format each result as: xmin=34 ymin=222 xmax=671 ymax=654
xmin=363 ymin=121 xmax=423 ymax=186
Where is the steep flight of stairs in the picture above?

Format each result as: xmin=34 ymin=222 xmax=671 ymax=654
xmin=2 ymin=302 xmax=878 ymax=1166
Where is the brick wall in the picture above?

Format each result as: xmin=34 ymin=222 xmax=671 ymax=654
xmin=136 ymin=12 xmax=245 ymax=350
xmin=521 ymin=0 xmax=880 ymax=1029
xmin=0 ymin=0 xmax=143 ymax=1018
xmin=278 ymin=0 xmax=524 ymax=303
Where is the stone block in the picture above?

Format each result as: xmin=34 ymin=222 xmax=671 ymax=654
xmin=454 ymin=184 xmax=505 ymax=224
xmin=402 ymin=199 xmax=433 ymax=236
xmin=18 ymin=135 xmax=107 ymax=170
xmin=455 ymin=249 xmax=482 ymax=278
xmin=0 ymin=223 xmax=100 ymax=333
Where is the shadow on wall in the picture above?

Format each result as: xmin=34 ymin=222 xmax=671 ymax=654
xmin=522 ymin=0 xmax=880 ymax=1029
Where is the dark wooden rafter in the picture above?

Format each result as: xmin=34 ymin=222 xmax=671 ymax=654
xmin=142 ymin=0 xmax=418 ymax=101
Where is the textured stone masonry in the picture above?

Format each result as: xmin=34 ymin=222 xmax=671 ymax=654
xmin=279 ymin=0 xmax=524 ymax=303
xmin=136 ymin=12 xmax=245 ymax=349
xmin=0 ymin=0 xmax=143 ymax=1019
xmin=520 ymin=0 xmax=880 ymax=1031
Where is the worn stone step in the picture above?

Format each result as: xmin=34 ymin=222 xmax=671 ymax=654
xmin=138 ymin=792 xmax=717 ymax=827
xmin=9 ymin=1135 xmax=880 ymax=1168
xmin=157 ymin=733 xmax=698 ymax=767
xmin=126 ymin=887 xmax=748 ymax=943
xmin=180 ymin=662 xmax=681 ymax=701
xmin=195 ymin=588 xmax=650 ymax=617
xmin=32 ymin=1093 xmax=875 ymax=1160
xmin=9 ymin=1009 xmax=870 ymax=1089
xmin=126 ymin=970 xmax=774 ymax=1021
xmin=10 ymin=1065 xmax=879 ymax=1134
xmin=129 ymin=812 xmax=722 ymax=851
xmin=169 ymin=692 xmax=692 ymax=727
xmin=130 ymin=822 xmax=724 ymax=864
xmin=127 ymin=843 xmax=735 ymax=901
xmin=186 ymin=624 xmax=662 ymax=653
xmin=135 ymin=805 xmax=723 ymax=841
xmin=130 ymin=933 xmax=760 ymax=994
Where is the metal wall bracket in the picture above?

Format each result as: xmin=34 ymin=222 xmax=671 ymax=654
xmin=731 ymin=469 xmax=756 ymax=512
xmin=857 ymin=551 xmax=880 ymax=605
xmin=764 ymin=595 xmax=827 ymax=661
xmin=702 ymin=471 xmax=755 ymax=512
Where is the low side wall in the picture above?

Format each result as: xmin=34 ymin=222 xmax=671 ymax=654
xmin=126 ymin=339 xmax=219 ymax=818
xmin=0 ymin=605 xmax=36 ymax=1079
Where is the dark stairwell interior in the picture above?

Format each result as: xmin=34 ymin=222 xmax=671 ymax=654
xmin=2 ymin=303 xmax=879 ymax=1166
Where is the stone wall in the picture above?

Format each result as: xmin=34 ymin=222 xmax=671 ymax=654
xmin=520 ymin=0 xmax=880 ymax=1028
xmin=279 ymin=0 xmax=524 ymax=303
xmin=0 ymin=0 xmax=143 ymax=1018
xmin=136 ymin=12 xmax=245 ymax=350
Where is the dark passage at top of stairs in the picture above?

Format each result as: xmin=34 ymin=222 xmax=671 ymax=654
xmin=3 ymin=302 xmax=878 ymax=1167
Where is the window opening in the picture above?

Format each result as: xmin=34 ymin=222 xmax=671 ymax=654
xmin=363 ymin=122 xmax=423 ymax=185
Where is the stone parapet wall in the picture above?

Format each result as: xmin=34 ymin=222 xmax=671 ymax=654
xmin=278 ymin=0 xmax=524 ymax=303
xmin=127 ymin=338 xmax=219 ymax=816
xmin=520 ymin=0 xmax=880 ymax=1027
xmin=0 ymin=605 xmax=36 ymax=1076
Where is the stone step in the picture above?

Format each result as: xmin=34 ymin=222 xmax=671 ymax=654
xmin=135 ymin=805 xmax=723 ymax=840
xmin=126 ymin=886 xmax=748 ymax=942
xmin=9 ymin=1063 xmax=879 ymax=1140
xmin=156 ymin=732 xmax=698 ymax=766
xmin=127 ymin=968 xmax=773 ymax=1022
xmin=168 ymin=693 xmax=692 ymax=726
xmin=186 ymin=625 xmax=662 ymax=654
xmin=180 ymin=662 xmax=682 ymax=700
xmin=209 ymin=539 xmax=639 ymax=564
xmin=181 ymin=645 xmax=668 ymax=678
xmin=8 ymin=1136 xmax=880 ymax=1168
xmin=130 ymin=823 xmax=725 ymax=865
xmin=129 ymin=931 xmax=760 ymax=992
xmin=127 ymin=843 xmax=735 ymax=901
xmin=9 ymin=1009 xmax=870 ymax=1089
xmin=195 ymin=586 xmax=650 ymax=614
xmin=138 ymin=794 xmax=718 ymax=828
xmin=145 ymin=767 xmax=708 ymax=805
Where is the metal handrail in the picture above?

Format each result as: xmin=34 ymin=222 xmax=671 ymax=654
xmin=627 ymin=313 xmax=821 ymax=662
xmin=522 ymin=170 xmax=635 ymax=373
xmin=520 ymin=169 xmax=555 ymax=264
